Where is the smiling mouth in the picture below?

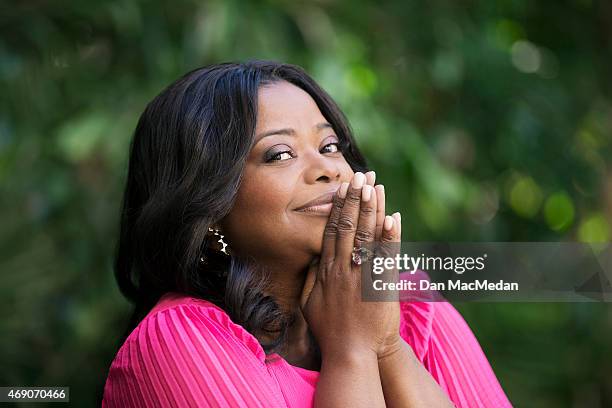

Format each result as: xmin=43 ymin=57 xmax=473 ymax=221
xmin=293 ymin=190 xmax=338 ymax=216
xmin=294 ymin=202 xmax=333 ymax=216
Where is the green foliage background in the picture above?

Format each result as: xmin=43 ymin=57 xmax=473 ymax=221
xmin=1 ymin=0 xmax=611 ymax=406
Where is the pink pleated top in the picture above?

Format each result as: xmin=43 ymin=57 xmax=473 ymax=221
xmin=102 ymin=271 xmax=513 ymax=407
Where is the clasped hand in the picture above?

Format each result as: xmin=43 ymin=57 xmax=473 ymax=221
xmin=300 ymin=171 xmax=403 ymax=361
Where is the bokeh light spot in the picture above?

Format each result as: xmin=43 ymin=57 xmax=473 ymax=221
xmin=544 ymin=191 xmax=575 ymax=231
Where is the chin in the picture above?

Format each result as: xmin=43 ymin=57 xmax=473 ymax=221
xmin=292 ymin=215 xmax=327 ymax=255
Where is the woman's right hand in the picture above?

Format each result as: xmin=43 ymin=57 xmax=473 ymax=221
xmin=300 ymin=171 xmax=402 ymax=360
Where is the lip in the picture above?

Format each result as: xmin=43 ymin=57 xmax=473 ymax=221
xmin=293 ymin=190 xmax=338 ymax=215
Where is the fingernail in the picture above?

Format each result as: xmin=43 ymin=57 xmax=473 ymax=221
xmin=376 ymin=184 xmax=385 ymax=194
xmin=362 ymin=184 xmax=372 ymax=202
xmin=352 ymin=172 xmax=365 ymax=189
xmin=384 ymin=215 xmax=394 ymax=231
xmin=338 ymin=182 xmax=349 ymax=198
xmin=367 ymin=170 xmax=376 ymax=183
xmin=393 ymin=212 xmax=401 ymax=223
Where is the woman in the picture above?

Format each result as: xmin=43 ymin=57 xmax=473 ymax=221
xmin=102 ymin=60 xmax=512 ymax=407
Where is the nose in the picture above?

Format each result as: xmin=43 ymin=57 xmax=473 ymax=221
xmin=303 ymin=151 xmax=341 ymax=184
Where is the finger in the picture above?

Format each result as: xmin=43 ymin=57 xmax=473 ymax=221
xmin=365 ymin=170 xmax=376 ymax=187
xmin=382 ymin=214 xmax=401 ymax=299
xmin=321 ymin=182 xmax=349 ymax=263
xmin=354 ymin=184 xmax=377 ymax=249
xmin=378 ymin=214 xmax=401 ymax=261
xmin=381 ymin=214 xmax=401 ymax=244
xmin=391 ymin=212 xmax=402 ymax=270
xmin=393 ymin=212 xmax=401 ymax=240
xmin=336 ymin=172 xmax=366 ymax=262
xmin=374 ymin=185 xmax=385 ymax=241
xmin=354 ymin=183 xmax=377 ymax=291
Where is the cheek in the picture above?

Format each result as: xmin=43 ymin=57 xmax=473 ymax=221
xmin=222 ymin=158 xmax=356 ymax=258
xmin=222 ymin=172 xmax=297 ymax=253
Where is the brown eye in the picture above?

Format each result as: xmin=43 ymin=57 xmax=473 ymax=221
xmin=321 ymin=142 xmax=340 ymax=154
xmin=265 ymin=148 xmax=295 ymax=162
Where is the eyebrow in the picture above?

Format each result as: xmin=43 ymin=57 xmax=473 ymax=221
xmin=255 ymin=122 xmax=333 ymax=141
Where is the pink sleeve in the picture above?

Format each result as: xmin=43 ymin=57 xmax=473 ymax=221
xmin=401 ymin=301 xmax=512 ymax=408
xmin=102 ymin=303 xmax=287 ymax=408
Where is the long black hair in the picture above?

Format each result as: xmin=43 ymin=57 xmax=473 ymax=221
xmin=114 ymin=60 xmax=369 ymax=355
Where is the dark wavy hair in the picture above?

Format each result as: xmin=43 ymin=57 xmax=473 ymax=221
xmin=114 ymin=60 xmax=369 ymax=355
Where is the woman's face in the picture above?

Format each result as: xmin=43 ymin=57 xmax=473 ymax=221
xmin=219 ymin=80 xmax=355 ymax=270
